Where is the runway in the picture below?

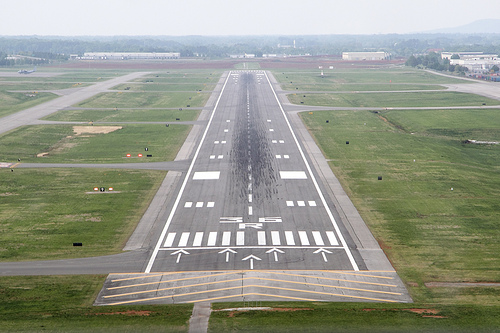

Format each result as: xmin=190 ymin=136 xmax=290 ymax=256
xmin=97 ymin=70 xmax=411 ymax=304
xmin=145 ymin=71 xmax=361 ymax=272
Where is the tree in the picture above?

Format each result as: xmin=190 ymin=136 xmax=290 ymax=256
xmin=491 ymin=65 xmax=499 ymax=73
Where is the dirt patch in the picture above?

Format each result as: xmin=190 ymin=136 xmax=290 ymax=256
xmin=404 ymin=309 xmax=440 ymax=315
xmin=73 ymin=126 xmax=122 ymax=135
xmin=0 ymin=192 xmax=17 ymax=196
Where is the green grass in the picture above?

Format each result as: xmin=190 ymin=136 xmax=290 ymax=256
xmin=288 ymin=91 xmax=500 ymax=108
xmin=281 ymin=83 xmax=445 ymax=91
xmin=273 ymin=68 xmax=466 ymax=85
xmin=0 ymin=168 xmax=166 ymax=260
xmin=0 ymin=90 xmax=58 ymax=118
xmin=44 ymin=108 xmax=200 ymax=123
xmin=209 ymin=302 xmax=500 ymax=333
xmin=112 ymin=82 xmax=215 ymax=92
xmin=76 ymin=91 xmax=210 ymax=108
xmin=0 ymin=124 xmax=191 ymax=163
xmin=0 ymin=275 xmax=192 ymax=332
xmin=300 ymin=109 xmax=500 ymax=297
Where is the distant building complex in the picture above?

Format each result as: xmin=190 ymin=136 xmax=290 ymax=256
xmin=72 ymin=52 xmax=180 ymax=60
xmin=441 ymin=51 xmax=500 ymax=72
xmin=342 ymin=52 xmax=391 ymax=61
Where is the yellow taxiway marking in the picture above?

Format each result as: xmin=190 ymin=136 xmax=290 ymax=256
xmin=262 ymin=271 xmax=397 ymax=287
xmin=10 ymin=163 xmax=21 ymax=169
xmin=104 ymin=276 xmax=400 ymax=299
xmin=107 ymin=271 xmax=241 ymax=290
xmin=106 ymin=284 xmax=400 ymax=306
xmin=107 ymin=270 xmax=396 ymax=291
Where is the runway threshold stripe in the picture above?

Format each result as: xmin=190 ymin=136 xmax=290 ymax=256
xmin=326 ymin=231 xmax=338 ymax=246
xmin=164 ymin=233 xmax=176 ymax=247
xmin=207 ymin=232 xmax=217 ymax=246
xmin=285 ymin=231 xmax=295 ymax=245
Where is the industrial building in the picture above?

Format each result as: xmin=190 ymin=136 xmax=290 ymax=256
xmin=342 ymin=52 xmax=391 ymax=61
xmin=442 ymin=52 xmax=500 ymax=72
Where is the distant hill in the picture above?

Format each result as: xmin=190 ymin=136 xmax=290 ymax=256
xmin=426 ymin=19 xmax=500 ymax=34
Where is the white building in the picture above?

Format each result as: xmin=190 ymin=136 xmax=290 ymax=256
xmin=342 ymin=52 xmax=391 ymax=61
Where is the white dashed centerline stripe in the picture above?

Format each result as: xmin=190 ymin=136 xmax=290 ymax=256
xmin=145 ymin=71 xmax=232 ymax=273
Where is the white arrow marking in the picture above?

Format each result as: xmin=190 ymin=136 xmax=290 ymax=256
xmin=242 ymin=254 xmax=261 ymax=270
xmin=266 ymin=248 xmax=285 ymax=261
xmin=218 ymin=248 xmax=237 ymax=262
xmin=313 ymin=248 xmax=332 ymax=262
xmin=171 ymin=249 xmax=190 ymax=263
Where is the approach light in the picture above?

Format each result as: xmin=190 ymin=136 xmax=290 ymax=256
xmin=126 ymin=154 xmax=131 ymax=157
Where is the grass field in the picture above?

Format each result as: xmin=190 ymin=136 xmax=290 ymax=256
xmin=281 ymin=82 xmax=446 ymax=91
xmin=287 ymin=91 xmax=500 ymax=108
xmin=44 ymin=108 xmax=200 ymax=123
xmin=0 ymin=275 xmax=191 ymax=332
xmin=0 ymin=168 xmax=166 ymax=260
xmin=273 ymin=68 xmax=467 ymax=85
xmin=0 ymin=124 xmax=191 ymax=163
xmin=209 ymin=302 xmax=500 ymax=333
xmin=0 ymin=90 xmax=58 ymax=118
xmin=76 ymin=91 xmax=210 ymax=109
xmin=112 ymin=82 xmax=215 ymax=92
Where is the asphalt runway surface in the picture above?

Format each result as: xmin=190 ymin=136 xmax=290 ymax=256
xmin=145 ymin=71 xmax=363 ymax=273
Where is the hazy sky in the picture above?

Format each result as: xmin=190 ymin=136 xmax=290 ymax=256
xmin=1 ymin=0 xmax=498 ymax=36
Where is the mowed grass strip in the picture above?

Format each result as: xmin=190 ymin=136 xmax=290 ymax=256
xmin=76 ymin=91 xmax=210 ymax=108
xmin=273 ymin=68 xmax=466 ymax=85
xmin=44 ymin=107 xmax=200 ymax=123
xmin=281 ymin=83 xmax=445 ymax=92
xmin=288 ymin=91 xmax=500 ymax=108
xmin=0 ymin=275 xmax=192 ymax=333
xmin=0 ymin=90 xmax=58 ymax=118
xmin=209 ymin=302 xmax=500 ymax=333
xmin=112 ymin=83 xmax=215 ymax=92
xmin=0 ymin=124 xmax=191 ymax=163
xmin=0 ymin=168 xmax=166 ymax=261
xmin=300 ymin=109 xmax=500 ymax=303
